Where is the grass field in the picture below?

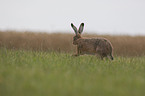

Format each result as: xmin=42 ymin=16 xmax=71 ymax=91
xmin=0 ymin=48 xmax=145 ymax=96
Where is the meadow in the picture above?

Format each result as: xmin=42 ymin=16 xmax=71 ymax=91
xmin=0 ymin=48 xmax=145 ymax=96
xmin=0 ymin=31 xmax=145 ymax=96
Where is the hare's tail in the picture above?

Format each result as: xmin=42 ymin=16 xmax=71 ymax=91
xmin=109 ymin=53 xmax=114 ymax=60
xmin=109 ymin=43 xmax=113 ymax=60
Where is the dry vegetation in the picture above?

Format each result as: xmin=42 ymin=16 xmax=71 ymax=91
xmin=0 ymin=31 xmax=145 ymax=56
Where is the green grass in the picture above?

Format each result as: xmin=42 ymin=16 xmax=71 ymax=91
xmin=0 ymin=48 xmax=145 ymax=96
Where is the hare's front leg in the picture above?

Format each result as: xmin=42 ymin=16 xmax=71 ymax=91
xmin=73 ymin=46 xmax=80 ymax=56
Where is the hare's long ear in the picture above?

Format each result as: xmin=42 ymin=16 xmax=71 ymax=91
xmin=71 ymin=23 xmax=78 ymax=35
xmin=78 ymin=23 xmax=84 ymax=34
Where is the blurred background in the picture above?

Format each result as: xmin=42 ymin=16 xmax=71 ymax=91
xmin=0 ymin=0 xmax=145 ymax=35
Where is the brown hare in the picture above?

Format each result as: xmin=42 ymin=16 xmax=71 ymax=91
xmin=71 ymin=23 xmax=114 ymax=60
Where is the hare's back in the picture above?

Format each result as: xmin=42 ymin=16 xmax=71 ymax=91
xmin=94 ymin=38 xmax=113 ymax=51
xmin=79 ymin=38 xmax=112 ymax=49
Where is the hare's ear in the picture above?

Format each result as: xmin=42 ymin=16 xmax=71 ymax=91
xmin=71 ymin=23 xmax=78 ymax=34
xmin=78 ymin=23 xmax=84 ymax=34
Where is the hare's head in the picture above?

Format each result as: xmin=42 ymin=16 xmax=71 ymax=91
xmin=71 ymin=23 xmax=84 ymax=45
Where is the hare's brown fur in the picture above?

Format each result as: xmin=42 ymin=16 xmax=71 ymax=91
xmin=71 ymin=23 xmax=114 ymax=60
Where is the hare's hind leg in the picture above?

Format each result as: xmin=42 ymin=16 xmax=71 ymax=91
xmin=101 ymin=53 xmax=108 ymax=60
xmin=95 ymin=53 xmax=105 ymax=60
xmin=95 ymin=53 xmax=102 ymax=60
xmin=96 ymin=47 xmax=105 ymax=60
xmin=100 ymin=55 xmax=104 ymax=60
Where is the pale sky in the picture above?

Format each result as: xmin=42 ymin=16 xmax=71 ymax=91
xmin=0 ymin=0 xmax=145 ymax=35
